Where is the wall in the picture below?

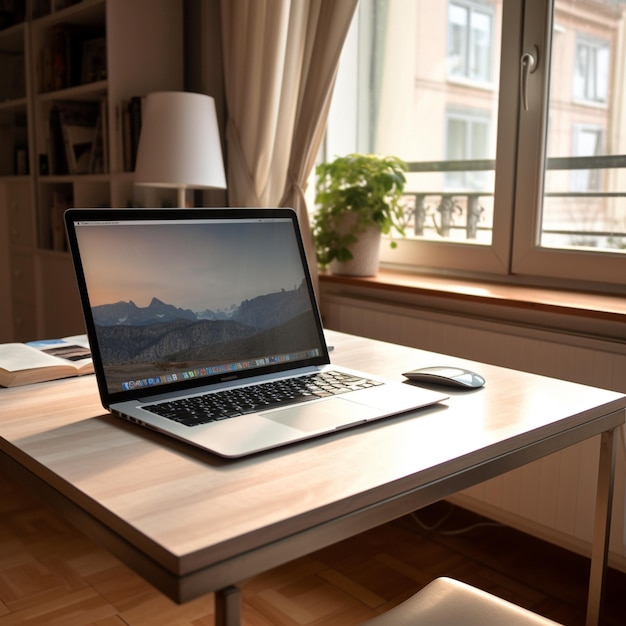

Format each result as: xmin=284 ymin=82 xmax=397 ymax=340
xmin=185 ymin=0 xmax=228 ymax=208
xmin=320 ymin=285 xmax=626 ymax=571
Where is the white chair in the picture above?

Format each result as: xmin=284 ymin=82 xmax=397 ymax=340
xmin=361 ymin=577 xmax=562 ymax=625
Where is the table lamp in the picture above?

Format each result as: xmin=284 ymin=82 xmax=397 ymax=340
xmin=134 ymin=91 xmax=226 ymax=207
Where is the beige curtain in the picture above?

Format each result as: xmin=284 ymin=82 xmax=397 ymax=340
xmin=220 ymin=0 xmax=358 ymax=275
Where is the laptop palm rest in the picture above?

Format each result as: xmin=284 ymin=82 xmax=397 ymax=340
xmin=265 ymin=397 xmax=380 ymax=432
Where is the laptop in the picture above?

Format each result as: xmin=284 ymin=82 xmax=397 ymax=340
xmin=64 ymin=207 xmax=447 ymax=458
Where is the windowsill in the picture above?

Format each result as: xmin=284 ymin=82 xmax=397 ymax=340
xmin=319 ymin=269 xmax=626 ymax=341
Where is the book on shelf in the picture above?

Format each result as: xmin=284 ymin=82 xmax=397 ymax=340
xmin=48 ymin=100 xmax=101 ymax=175
xmin=81 ymin=36 xmax=107 ymax=84
xmin=63 ymin=122 xmax=96 ymax=174
xmin=120 ymin=96 xmax=144 ymax=171
xmin=0 ymin=335 xmax=93 ymax=388
xmin=89 ymin=97 xmax=108 ymax=174
xmin=48 ymin=104 xmax=68 ymax=175
xmin=40 ymin=23 xmax=105 ymax=93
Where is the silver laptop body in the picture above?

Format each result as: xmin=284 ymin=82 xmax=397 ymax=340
xmin=65 ymin=207 xmax=447 ymax=458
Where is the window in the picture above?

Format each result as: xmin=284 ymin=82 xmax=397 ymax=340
xmin=321 ymin=0 xmax=626 ymax=288
xmin=571 ymin=125 xmax=603 ymax=192
xmin=448 ymin=0 xmax=494 ymax=83
xmin=574 ymin=37 xmax=610 ymax=104
xmin=445 ymin=108 xmax=491 ymax=190
xmin=518 ymin=0 xmax=626 ymax=273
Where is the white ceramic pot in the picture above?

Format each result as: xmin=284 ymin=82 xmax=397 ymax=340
xmin=329 ymin=219 xmax=382 ymax=276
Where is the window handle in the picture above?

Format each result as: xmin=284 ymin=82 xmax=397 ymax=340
xmin=520 ymin=46 xmax=539 ymax=111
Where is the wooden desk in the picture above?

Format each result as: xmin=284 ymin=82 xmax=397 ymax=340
xmin=1 ymin=331 xmax=624 ymax=626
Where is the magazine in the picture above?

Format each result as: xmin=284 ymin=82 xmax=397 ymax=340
xmin=0 ymin=335 xmax=93 ymax=387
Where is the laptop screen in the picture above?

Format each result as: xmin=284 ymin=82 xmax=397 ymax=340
xmin=67 ymin=209 xmax=328 ymax=398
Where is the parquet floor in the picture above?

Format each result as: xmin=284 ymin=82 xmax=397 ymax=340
xmin=0 ymin=467 xmax=624 ymax=625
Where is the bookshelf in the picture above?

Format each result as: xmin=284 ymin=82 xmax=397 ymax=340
xmin=0 ymin=0 xmax=183 ymax=342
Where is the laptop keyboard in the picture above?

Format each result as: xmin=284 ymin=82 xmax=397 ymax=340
xmin=144 ymin=370 xmax=383 ymax=427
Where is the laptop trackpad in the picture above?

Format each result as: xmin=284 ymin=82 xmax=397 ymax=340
xmin=264 ymin=398 xmax=380 ymax=433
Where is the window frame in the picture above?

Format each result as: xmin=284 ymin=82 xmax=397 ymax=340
xmin=511 ymin=0 xmax=625 ymax=287
xmin=379 ymin=0 xmax=519 ymax=277
xmin=324 ymin=0 xmax=625 ymax=292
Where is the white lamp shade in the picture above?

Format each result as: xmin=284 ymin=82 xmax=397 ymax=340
xmin=134 ymin=91 xmax=226 ymax=190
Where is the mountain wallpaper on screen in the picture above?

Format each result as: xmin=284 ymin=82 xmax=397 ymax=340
xmin=92 ymin=279 xmax=321 ymax=370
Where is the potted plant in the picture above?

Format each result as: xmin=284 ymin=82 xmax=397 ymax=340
xmin=312 ymin=153 xmax=408 ymax=276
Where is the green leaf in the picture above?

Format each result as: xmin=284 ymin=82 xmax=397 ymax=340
xmin=312 ymin=153 xmax=408 ymax=267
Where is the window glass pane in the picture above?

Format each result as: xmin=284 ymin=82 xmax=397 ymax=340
xmin=470 ymin=10 xmax=492 ymax=81
xmin=448 ymin=5 xmax=468 ymax=76
xmin=596 ymin=44 xmax=609 ymax=101
xmin=573 ymin=44 xmax=589 ymax=100
xmin=359 ymin=0 xmax=500 ymax=246
xmin=541 ymin=0 xmax=626 ymax=253
xmin=571 ymin=125 xmax=602 ymax=192
xmin=471 ymin=118 xmax=489 ymax=161
xmin=574 ymin=37 xmax=610 ymax=103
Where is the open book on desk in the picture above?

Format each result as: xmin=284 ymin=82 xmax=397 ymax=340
xmin=0 ymin=335 xmax=93 ymax=388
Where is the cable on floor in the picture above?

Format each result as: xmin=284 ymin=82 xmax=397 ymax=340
xmin=411 ymin=502 xmax=503 ymax=536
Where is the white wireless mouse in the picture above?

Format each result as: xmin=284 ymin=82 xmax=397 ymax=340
xmin=403 ymin=366 xmax=485 ymax=389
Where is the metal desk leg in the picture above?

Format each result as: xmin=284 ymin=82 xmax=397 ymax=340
xmin=586 ymin=427 xmax=618 ymax=626
xmin=216 ymin=586 xmax=242 ymax=626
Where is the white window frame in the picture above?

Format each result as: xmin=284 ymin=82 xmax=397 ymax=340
xmin=512 ymin=0 xmax=624 ymax=285
xmin=324 ymin=0 xmax=625 ymax=289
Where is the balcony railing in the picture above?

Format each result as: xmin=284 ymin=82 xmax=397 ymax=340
xmin=401 ymin=155 xmax=626 ymax=248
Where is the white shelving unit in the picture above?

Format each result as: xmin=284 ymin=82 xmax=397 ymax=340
xmin=0 ymin=0 xmax=183 ymax=342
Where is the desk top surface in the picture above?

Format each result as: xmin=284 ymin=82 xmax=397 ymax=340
xmin=2 ymin=330 xmax=625 ymax=592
